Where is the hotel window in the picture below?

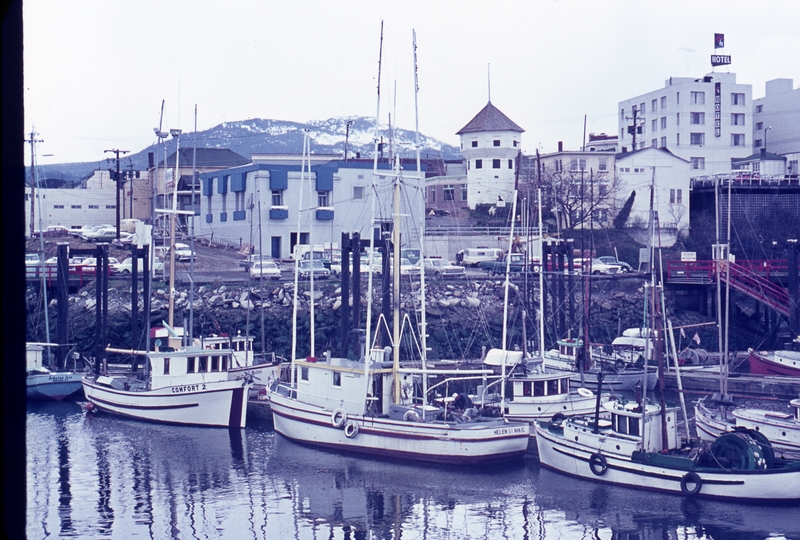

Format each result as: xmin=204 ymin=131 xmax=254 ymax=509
xmin=475 ymin=159 xmax=482 ymax=169
xmin=471 ymin=140 xmax=478 ymax=148
xmin=676 ymin=91 xmax=680 ymax=105
xmin=676 ymin=133 xmax=680 ymax=146
xmin=639 ymin=102 xmax=645 ymax=115
xmin=461 ymin=184 xmax=468 ymax=201
xmin=271 ymin=189 xmax=283 ymax=206
xmin=54 ymin=204 xmax=65 ymax=209
xmin=570 ymin=159 xmax=586 ymax=172
xmin=492 ymin=159 xmax=501 ymax=169
xmin=670 ymin=189 xmax=676 ymax=204
xmin=493 ymin=139 xmax=500 ymax=147
xmin=318 ymin=191 xmax=329 ymax=207
xmin=690 ymin=133 xmax=705 ymax=146
xmin=651 ymin=139 xmax=657 ymax=148
xmin=651 ymin=119 xmax=657 ymax=132
xmin=756 ymin=122 xmax=763 ymax=130
xmin=651 ymin=99 xmax=657 ymax=112
xmin=660 ymin=137 xmax=667 ymax=147
xmin=353 ymin=186 xmax=365 ymax=200
xmin=429 ymin=187 xmax=436 ymax=202
xmin=676 ymin=113 xmax=680 ymax=126
xmin=676 ymin=189 xmax=683 ymax=204
xmin=754 ymin=138 xmax=763 ymax=147
xmin=691 ymin=91 xmax=705 ymax=105
xmin=731 ymin=93 xmax=745 ymax=106
xmin=620 ymin=108 xmax=625 ymax=121
xmin=89 ymin=204 xmax=99 ymax=209
xmin=690 ymin=112 xmax=705 ymax=125
xmin=72 ymin=205 xmax=81 ymax=209
xmin=660 ymin=96 xmax=667 ymax=109
xmin=756 ymin=104 xmax=763 ymax=113
xmin=731 ymin=113 xmax=745 ymax=126
xmin=443 ymin=185 xmax=455 ymax=201
xmin=731 ymin=134 xmax=746 ymax=146
xmin=508 ymin=159 xmax=513 ymax=169
xmin=513 ymin=140 xmax=518 ymax=147
xmin=660 ymin=117 xmax=667 ymax=129
xmin=690 ymin=157 xmax=705 ymax=170
xmin=598 ymin=158 xmax=607 ymax=171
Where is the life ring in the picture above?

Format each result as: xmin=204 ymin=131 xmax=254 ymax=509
xmin=331 ymin=408 xmax=347 ymax=428
xmin=577 ymin=387 xmax=594 ymax=398
xmin=680 ymin=471 xmax=702 ymax=496
xmin=403 ymin=410 xmax=421 ymax=422
xmin=589 ymin=453 xmax=608 ymax=476
xmin=343 ymin=421 xmax=359 ymax=439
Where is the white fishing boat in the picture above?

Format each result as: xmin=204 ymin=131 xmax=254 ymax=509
xmin=535 ymin=397 xmax=800 ymax=501
xmin=82 ymin=124 xmax=253 ymax=428
xmin=26 ymin=342 xmax=83 ymax=400
xmin=731 ymin=399 xmax=800 ymax=460
xmin=543 ymin=337 xmax=658 ymax=392
xmin=270 ymin=39 xmax=529 ymax=464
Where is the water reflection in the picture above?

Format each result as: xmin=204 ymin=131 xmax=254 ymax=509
xmin=26 ymin=402 xmax=800 ymax=539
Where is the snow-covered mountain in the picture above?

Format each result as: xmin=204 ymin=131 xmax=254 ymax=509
xmin=35 ymin=116 xmax=462 ymax=184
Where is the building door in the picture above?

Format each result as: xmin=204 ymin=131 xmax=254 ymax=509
xmin=289 ymin=232 xmax=310 ymax=257
xmin=271 ymin=236 xmax=281 ymax=260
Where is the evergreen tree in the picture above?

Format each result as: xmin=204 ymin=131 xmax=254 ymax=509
xmin=613 ymin=190 xmax=636 ymax=229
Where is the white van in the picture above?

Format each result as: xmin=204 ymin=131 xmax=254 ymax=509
xmin=120 ymin=218 xmax=142 ymax=233
xmin=458 ymin=248 xmax=503 ymax=267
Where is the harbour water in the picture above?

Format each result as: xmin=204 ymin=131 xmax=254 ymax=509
xmin=25 ymin=400 xmax=800 ymax=540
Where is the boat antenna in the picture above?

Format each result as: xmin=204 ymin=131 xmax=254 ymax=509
xmin=538 ymin=188 xmax=545 ymax=359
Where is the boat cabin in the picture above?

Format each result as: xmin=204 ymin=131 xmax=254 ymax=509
xmin=603 ymin=400 xmax=680 ymax=453
xmin=147 ymin=347 xmax=236 ymax=390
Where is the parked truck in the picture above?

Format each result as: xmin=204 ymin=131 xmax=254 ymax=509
xmin=478 ymin=253 xmax=541 ymax=276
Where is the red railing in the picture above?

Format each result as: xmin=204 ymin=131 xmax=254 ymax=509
xmin=25 ymin=265 xmax=111 ymax=287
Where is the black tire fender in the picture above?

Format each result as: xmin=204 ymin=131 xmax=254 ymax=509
xmin=680 ymin=471 xmax=702 ymax=496
xmin=589 ymin=453 xmax=608 ymax=476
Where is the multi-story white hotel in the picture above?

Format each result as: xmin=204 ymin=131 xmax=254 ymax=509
xmin=618 ymin=72 xmax=752 ymax=176
xmin=456 ymin=101 xmax=524 ymax=209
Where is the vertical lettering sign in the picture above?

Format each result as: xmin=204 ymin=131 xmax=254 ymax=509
xmin=714 ymin=82 xmax=721 ymax=137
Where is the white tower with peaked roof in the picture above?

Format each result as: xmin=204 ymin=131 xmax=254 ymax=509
xmin=457 ymin=102 xmax=524 ymax=209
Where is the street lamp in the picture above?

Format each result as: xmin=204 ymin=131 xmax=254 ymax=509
xmin=764 ymin=126 xmax=772 ymax=153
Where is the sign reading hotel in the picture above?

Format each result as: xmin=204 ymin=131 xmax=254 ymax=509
xmin=714 ymin=82 xmax=721 ymax=137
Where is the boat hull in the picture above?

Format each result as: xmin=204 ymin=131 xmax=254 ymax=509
xmin=693 ymin=400 xmax=733 ymax=442
xmin=535 ymin=422 xmax=800 ymax=501
xmin=27 ymin=372 xmax=84 ymax=400
xmin=544 ymin=360 xmax=658 ymax=392
xmin=82 ymin=376 xmax=250 ymax=428
xmin=733 ymin=408 xmax=800 ymax=461
xmin=269 ymin=390 xmax=529 ymax=465
xmin=749 ymin=350 xmax=800 ymax=377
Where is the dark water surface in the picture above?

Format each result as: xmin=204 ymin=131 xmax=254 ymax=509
xmin=26 ymin=400 xmax=800 ymax=539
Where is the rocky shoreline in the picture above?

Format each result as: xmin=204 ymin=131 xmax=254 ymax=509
xmin=26 ymin=273 xmax=729 ymax=362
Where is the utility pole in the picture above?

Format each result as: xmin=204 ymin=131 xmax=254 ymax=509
xmin=105 ymin=148 xmax=129 ymax=239
xmin=25 ymin=129 xmax=43 ymax=237
xmin=625 ymin=106 xmax=644 ymax=151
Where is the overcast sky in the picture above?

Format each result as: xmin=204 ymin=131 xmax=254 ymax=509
xmin=23 ymin=0 xmax=800 ymax=165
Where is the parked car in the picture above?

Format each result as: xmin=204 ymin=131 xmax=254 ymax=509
xmin=33 ymin=225 xmax=71 ymax=238
xmin=173 ymin=242 xmax=196 ymax=262
xmin=301 ymin=250 xmax=332 ymax=269
xmin=598 ymin=256 xmax=633 ymax=273
xmin=586 ymin=258 xmax=622 ymax=275
xmin=114 ymin=256 xmax=165 ymax=274
xmin=298 ymin=260 xmax=331 ymax=280
xmin=238 ymin=254 xmax=278 ymax=272
xmin=397 ymin=257 xmax=420 ymax=277
xmin=111 ymin=232 xmax=135 ymax=248
xmin=79 ymin=224 xmax=114 ymax=241
xmin=329 ymin=254 xmax=371 ymax=277
xmin=78 ymin=257 xmax=121 ymax=274
xmin=250 ymin=260 xmax=282 ymax=280
xmin=25 ymin=253 xmax=42 ymax=266
xmin=423 ymin=257 xmax=466 ymax=279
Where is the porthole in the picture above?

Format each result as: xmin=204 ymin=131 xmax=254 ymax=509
xmin=574 ymin=436 xmax=579 ymax=442
xmin=783 ymin=431 xmax=787 ymax=436
xmin=616 ymin=445 xmax=620 ymax=450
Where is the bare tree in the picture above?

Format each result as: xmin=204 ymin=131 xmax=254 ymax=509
xmin=527 ymin=164 xmax=623 ymax=233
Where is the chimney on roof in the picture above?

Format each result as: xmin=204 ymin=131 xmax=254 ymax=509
xmin=558 ymin=141 xmax=563 ymax=152
xmin=148 ymin=152 xmax=154 ymax=169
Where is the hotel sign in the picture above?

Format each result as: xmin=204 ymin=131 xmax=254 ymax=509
xmin=711 ymin=55 xmax=731 ymax=66
xmin=714 ymin=82 xmax=722 ymax=137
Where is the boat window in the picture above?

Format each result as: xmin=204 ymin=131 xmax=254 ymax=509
xmin=187 ymin=357 xmax=196 ymax=373
xmin=199 ymin=356 xmax=208 ymax=372
xmin=221 ymin=356 xmax=228 ymax=371
xmin=533 ymin=381 xmax=545 ymax=397
xmin=547 ymin=379 xmax=559 ymax=395
xmin=630 ymin=417 xmax=640 ymax=436
xmin=211 ymin=356 xmax=219 ymax=371
xmin=333 ymin=371 xmax=341 ymax=387
xmin=164 ymin=358 xmax=170 ymax=375
xmin=522 ymin=381 xmax=532 ymax=397
xmin=300 ymin=367 xmax=309 ymax=381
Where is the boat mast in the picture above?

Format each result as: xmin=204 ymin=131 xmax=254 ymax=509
xmin=305 ymin=133 xmax=316 ymax=358
xmin=32 ymin=135 xmax=53 ymax=360
xmin=189 ymin=105 xmax=197 ymax=343
xmin=538 ymin=188 xmax=545 ymax=359
xmin=365 ymin=21 xmax=383 ymax=359
xmin=501 ymin=190 xmax=519 ymax=403
xmin=167 ymin=131 xmax=181 ymax=328
xmin=412 ymin=29 xmax=429 ymax=413
xmin=290 ymin=133 xmax=307 ymax=382
xmin=392 ymin=157 xmax=402 ymax=404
